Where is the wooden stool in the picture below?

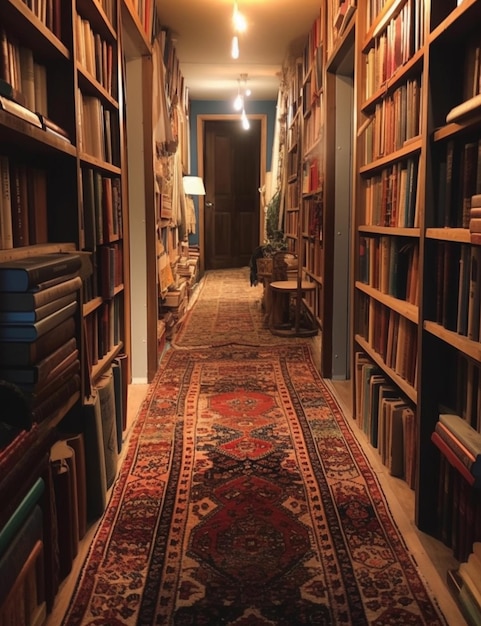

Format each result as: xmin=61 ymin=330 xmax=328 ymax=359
xmin=268 ymin=280 xmax=318 ymax=337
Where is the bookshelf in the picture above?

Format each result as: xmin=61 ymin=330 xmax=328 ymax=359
xmin=0 ymin=0 xmax=132 ymax=615
xmin=350 ymin=2 xmax=481 ymax=614
xmin=418 ymin=0 xmax=481 ymax=556
xmin=351 ymin=0 xmax=424 ymax=500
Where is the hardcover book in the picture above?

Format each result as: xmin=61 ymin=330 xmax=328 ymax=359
xmin=0 ymin=291 xmax=77 ymax=322
xmin=0 ymin=338 xmax=78 ymax=386
xmin=0 ymin=253 xmax=82 ymax=292
xmin=0 ymin=316 xmax=75 ymax=366
xmin=0 ymin=275 xmax=82 ymax=312
xmin=0 ymin=299 xmax=77 ymax=341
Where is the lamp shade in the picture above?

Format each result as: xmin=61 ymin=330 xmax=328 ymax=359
xmin=183 ymin=176 xmax=205 ymax=196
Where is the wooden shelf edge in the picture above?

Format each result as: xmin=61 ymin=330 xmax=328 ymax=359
xmin=355 ymin=334 xmax=417 ymax=404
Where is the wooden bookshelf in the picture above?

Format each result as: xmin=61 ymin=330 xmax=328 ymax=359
xmin=0 ymin=0 xmax=133 ymax=616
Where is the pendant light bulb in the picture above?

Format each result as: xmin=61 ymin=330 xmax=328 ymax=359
xmin=234 ymin=93 xmax=243 ymax=111
xmin=241 ymin=108 xmax=250 ymax=130
xmin=231 ymin=35 xmax=239 ymax=59
xmin=233 ymin=2 xmax=247 ymax=33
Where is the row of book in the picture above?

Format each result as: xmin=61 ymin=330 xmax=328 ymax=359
xmin=363 ymin=158 xmax=419 ymax=229
xmin=357 ymin=294 xmax=418 ymax=388
xmin=0 ymin=253 xmax=83 ymax=426
xmin=0 ymin=477 xmax=47 ymax=626
xmin=364 ymin=1 xmax=425 ymax=99
xmin=432 ymin=412 xmax=481 ymax=566
xmin=436 ymin=136 xmax=481 ymax=229
xmin=0 ymin=156 xmax=48 ymax=251
xmin=432 ymin=241 xmax=481 ymax=342
xmin=75 ymin=14 xmax=116 ymax=98
xmin=302 ymin=197 xmax=323 ymax=242
xmin=359 ymin=235 xmax=419 ymax=305
xmin=20 ymin=0 xmax=62 ymax=40
xmin=363 ymin=78 xmax=422 ymax=164
xmin=78 ymin=91 xmax=120 ymax=165
xmin=0 ymin=28 xmax=48 ymax=117
xmin=84 ymin=294 xmax=123 ymax=368
xmin=436 ymin=452 xmax=481 ymax=566
xmin=355 ymin=352 xmax=416 ymax=488
xmin=0 ymin=358 xmax=127 ymax=623
xmin=81 ymin=168 xmax=122 ymax=249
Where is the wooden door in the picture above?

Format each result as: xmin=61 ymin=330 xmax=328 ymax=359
xmin=204 ymin=120 xmax=261 ymax=269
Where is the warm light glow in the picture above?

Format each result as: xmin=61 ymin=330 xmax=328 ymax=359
xmin=231 ymin=35 xmax=239 ymax=59
xmin=183 ymin=176 xmax=205 ymax=196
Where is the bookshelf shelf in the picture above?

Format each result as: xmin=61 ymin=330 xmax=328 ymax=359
xmin=356 ymin=281 xmax=418 ymax=323
xmin=424 ymin=320 xmax=481 ymax=363
xmin=355 ymin=334 xmax=417 ymax=404
xmin=91 ymin=341 xmax=123 ymax=380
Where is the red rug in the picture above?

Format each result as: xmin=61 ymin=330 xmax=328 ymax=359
xmin=62 ymin=344 xmax=446 ymax=625
xmin=172 ymin=268 xmax=309 ymax=348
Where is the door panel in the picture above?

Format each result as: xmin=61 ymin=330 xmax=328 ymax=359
xmin=204 ymin=120 xmax=260 ymax=269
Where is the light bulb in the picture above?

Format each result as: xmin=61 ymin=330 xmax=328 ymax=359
xmin=233 ymin=2 xmax=247 ymax=33
xmin=233 ymin=94 xmax=243 ymax=111
xmin=245 ymin=87 xmax=251 ymax=97
xmin=231 ymin=35 xmax=239 ymax=59
xmin=241 ymin=108 xmax=250 ymax=130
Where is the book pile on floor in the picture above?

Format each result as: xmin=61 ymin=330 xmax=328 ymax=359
xmin=0 ymin=252 xmax=83 ymax=426
xmin=448 ymin=542 xmax=481 ymax=626
xmin=159 ymin=245 xmax=200 ymax=341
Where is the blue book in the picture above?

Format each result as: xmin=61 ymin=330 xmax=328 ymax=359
xmin=0 ymin=253 xmax=81 ymax=292
xmin=0 ymin=300 xmax=77 ymax=342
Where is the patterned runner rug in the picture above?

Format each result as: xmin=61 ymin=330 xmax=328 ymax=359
xmin=172 ymin=267 xmax=311 ymax=348
xmin=62 ymin=343 xmax=446 ymax=625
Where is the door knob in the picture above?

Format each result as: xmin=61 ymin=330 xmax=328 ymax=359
xmin=205 ymin=201 xmax=214 ymax=207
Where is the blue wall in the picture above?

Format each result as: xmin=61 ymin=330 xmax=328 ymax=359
xmin=188 ymin=99 xmax=277 ymax=245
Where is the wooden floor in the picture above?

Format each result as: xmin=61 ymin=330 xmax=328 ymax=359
xmin=46 ymin=352 xmax=467 ymax=626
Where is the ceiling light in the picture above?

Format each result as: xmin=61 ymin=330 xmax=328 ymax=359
xmin=233 ymin=3 xmax=247 ymax=33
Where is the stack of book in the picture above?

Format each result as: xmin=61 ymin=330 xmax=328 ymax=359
xmin=0 ymin=253 xmax=83 ymax=425
xmin=448 ymin=543 xmax=481 ymax=626
xmin=431 ymin=413 xmax=481 ymax=488
xmin=470 ymin=194 xmax=481 ymax=245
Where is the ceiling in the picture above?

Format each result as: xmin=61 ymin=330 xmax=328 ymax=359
xmin=155 ymin=0 xmax=322 ymax=101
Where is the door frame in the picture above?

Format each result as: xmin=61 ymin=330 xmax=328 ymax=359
xmin=196 ymin=113 xmax=268 ymax=274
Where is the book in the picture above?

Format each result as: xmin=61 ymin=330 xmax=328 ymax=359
xmin=9 ymin=161 xmax=29 ymax=247
xmin=0 ymin=275 xmax=82 ymax=312
xmin=431 ymin=431 xmax=477 ymax=487
xmin=28 ymin=358 xmax=80 ymax=408
xmin=27 ymin=167 xmax=48 ymax=245
xmin=82 ymin=392 xmax=107 ymax=520
xmin=31 ymin=372 xmax=80 ymax=423
xmin=0 ymin=95 xmax=41 ymax=128
xmin=435 ymin=421 xmax=480 ymax=476
xmin=0 ymin=253 xmax=82 ymax=292
xmin=96 ymin=368 xmax=118 ymax=488
xmin=0 ymin=290 xmax=77 ymax=322
xmin=446 ymin=93 xmax=481 ymax=124
xmin=439 ymin=413 xmax=481 ymax=458
xmin=0 ymin=154 xmax=13 ymax=250
xmin=0 ymin=299 xmax=77 ymax=341
xmin=0 ymin=337 xmax=77 ymax=386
